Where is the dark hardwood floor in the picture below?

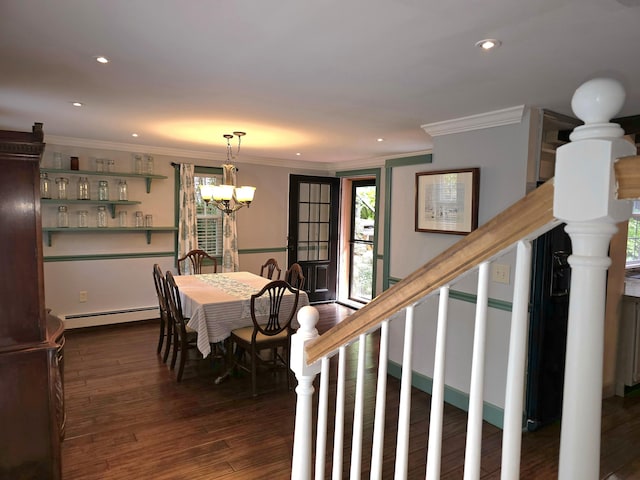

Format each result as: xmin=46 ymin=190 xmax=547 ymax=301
xmin=61 ymin=303 xmax=640 ymax=479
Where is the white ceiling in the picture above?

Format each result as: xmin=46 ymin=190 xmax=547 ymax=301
xmin=1 ymin=0 xmax=639 ymax=165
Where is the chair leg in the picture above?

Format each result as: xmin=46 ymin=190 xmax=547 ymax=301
xmin=157 ymin=316 xmax=165 ymax=355
xmin=251 ymin=347 xmax=258 ymax=397
xmin=163 ymin=321 xmax=173 ymax=363
xmin=170 ymin=328 xmax=179 ymax=370
xmin=176 ymin=341 xmax=186 ymax=382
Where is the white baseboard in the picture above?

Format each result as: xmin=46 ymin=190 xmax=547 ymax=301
xmin=61 ymin=307 xmax=159 ymax=329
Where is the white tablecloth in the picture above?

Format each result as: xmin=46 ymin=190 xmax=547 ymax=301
xmin=174 ymin=271 xmax=309 ymax=357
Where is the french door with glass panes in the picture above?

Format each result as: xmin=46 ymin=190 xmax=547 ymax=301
xmin=287 ymin=175 xmax=340 ymax=303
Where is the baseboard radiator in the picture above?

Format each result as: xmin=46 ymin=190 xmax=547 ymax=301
xmin=61 ymin=307 xmax=159 ymax=329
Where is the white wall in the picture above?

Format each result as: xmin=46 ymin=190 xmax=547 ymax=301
xmin=387 ymin=110 xmax=532 ymax=410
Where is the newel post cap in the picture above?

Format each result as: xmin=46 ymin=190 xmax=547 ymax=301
xmin=290 ymin=306 xmax=322 ymax=377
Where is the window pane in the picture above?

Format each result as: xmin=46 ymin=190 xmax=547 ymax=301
xmin=299 ymin=183 xmax=310 ymax=202
xmin=299 ymin=203 xmax=309 ymax=222
xmin=320 ymin=184 xmax=330 ymax=203
xmin=309 ymin=203 xmax=320 ymax=222
xmin=310 ymin=183 xmax=321 ymax=203
xmin=318 ymin=242 xmax=329 ymax=261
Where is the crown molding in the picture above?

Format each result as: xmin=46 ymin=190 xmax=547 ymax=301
xmin=44 ymin=135 xmax=430 ymax=173
xmin=421 ymin=105 xmax=525 ymax=137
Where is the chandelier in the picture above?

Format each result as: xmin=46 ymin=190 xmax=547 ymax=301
xmin=199 ymin=131 xmax=256 ymax=215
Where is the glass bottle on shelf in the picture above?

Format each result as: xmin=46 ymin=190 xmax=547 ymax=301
xmin=95 ymin=158 xmax=105 ymax=172
xmin=107 ymin=159 xmax=115 ymax=173
xmin=57 ymin=206 xmax=69 ymax=228
xmin=133 ymin=154 xmax=143 ymax=174
xmin=77 ymin=210 xmax=88 ymax=228
xmin=55 ymin=177 xmax=69 ymax=199
xmin=118 ymin=210 xmax=128 ymax=227
xmin=97 ymin=206 xmax=108 ymax=228
xmin=146 ymin=155 xmax=154 ymax=175
xmin=53 ymin=152 xmax=63 ymax=169
xmin=40 ymin=172 xmax=52 ymax=199
xmin=135 ymin=211 xmax=144 ymax=227
xmin=145 ymin=214 xmax=153 ymax=227
xmin=98 ymin=180 xmax=109 ymax=200
xmin=118 ymin=179 xmax=128 ymax=200
xmin=77 ymin=177 xmax=90 ymax=200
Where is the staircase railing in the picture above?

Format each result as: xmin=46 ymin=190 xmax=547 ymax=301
xmin=290 ymin=78 xmax=640 ymax=479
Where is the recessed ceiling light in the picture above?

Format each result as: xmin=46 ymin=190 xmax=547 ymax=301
xmin=95 ymin=56 xmax=109 ymax=64
xmin=131 ymin=133 xmax=139 ymax=138
xmin=377 ymin=138 xmax=384 ymax=142
xmin=71 ymin=102 xmax=83 ymax=107
xmin=296 ymin=152 xmax=301 ymax=156
xmin=475 ymin=39 xmax=502 ymax=50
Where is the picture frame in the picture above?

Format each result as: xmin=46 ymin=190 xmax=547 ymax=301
xmin=415 ymin=168 xmax=480 ymax=235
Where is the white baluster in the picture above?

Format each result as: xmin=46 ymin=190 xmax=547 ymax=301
xmin=371 ymin=320 xmax=390 ymax=480
xmin=394 ymin=305 xmax=415 ymax=480
xmin=463 ymin=262 xmax=490 ymax=480
xmin=426 ymin=286 xmax=450 ymax=480
xmin=501 ymin=240 xmax=533 ymax=479
xmin=554 ymin=78 xmax=636 ymax=480
xmin=291 ymin=306 xmax=321 ymax=480
xmin=315 ymin=356 xmax=330 ymax=480
xmin=350 ymin=334 xmax=367 ymax=479
xmin=332 ymin=346 xmax=347 ymax=480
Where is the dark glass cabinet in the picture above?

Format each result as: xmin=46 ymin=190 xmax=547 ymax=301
xmin=0 ymin=123 xmax=65 ymax=479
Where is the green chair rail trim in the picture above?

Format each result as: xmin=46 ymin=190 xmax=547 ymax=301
xmin=238 ymin=247 xmax=288 ymax=255
xmin=44 ymin=251 xmax=175 ymax=262
xmin=387 ymin=360 xmax=504 ymax=429
xmin=387 ymin=277 xmax=513 ymax=312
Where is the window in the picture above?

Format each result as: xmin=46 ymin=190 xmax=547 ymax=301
xmin=627 ymin=201 xmax=640 ymax=268
xmin=194 ymin=170 xmax=223 ymax=257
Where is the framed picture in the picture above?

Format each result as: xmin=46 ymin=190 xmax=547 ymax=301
xmin=415 ymin=168 xmax=480 ymax=234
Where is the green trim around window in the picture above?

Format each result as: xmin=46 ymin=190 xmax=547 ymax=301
xmin=387 ymin=360 xmax=504 ymax=428
xmin=335 ymin=167 xmax=382 ymax=299
xmin=44 ymin=252 xmax=175 ymax=262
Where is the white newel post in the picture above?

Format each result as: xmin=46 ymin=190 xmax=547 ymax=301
xmin=290 ymin=306 xmax=321 ymax=480
xmin=554 ymin=78 xmax=636 ymax=480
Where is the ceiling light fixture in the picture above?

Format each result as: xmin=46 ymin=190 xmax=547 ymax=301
xmin=377 ymin=138 xmax=384 ymax=142
xmin=199 ymin=132 xmax=256 ymax=216
xmin=131 ymin=133 xmax=139 ymax=138
xmin=95 ymin=56 xmax=109 ymax=64
xmin=71 ymin=102 xmax=83 ymax=107
xmin=475 ymin=39 xmax=502 ymax=50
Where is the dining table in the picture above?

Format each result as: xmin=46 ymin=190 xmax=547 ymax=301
xmin=173 ymin=271 xmax=310 ymax=358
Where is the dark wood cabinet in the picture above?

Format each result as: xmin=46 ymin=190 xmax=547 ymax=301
xmin=0 ymin=123 xmax=64 ymax=479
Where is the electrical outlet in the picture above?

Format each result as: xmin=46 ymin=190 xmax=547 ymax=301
xmin=79 ymin=290 xmax=88 ymax=303
xmin=491 ymin=263 xmax=510 ymax=284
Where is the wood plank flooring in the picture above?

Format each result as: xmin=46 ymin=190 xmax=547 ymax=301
xmin=61 ymin=303 xmax=640 ymax=479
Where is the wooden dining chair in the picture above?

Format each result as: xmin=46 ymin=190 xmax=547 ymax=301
xmin=284 ymin=262 xmax=305 ymax=290
xmin=152 ymin=264 xmax=172 ymax=362
xmin=230 ymin=280 xmax=299 ymax=396
xmin=259 ymin=258 xmax=281 ymax=280
xmin=164 ymin=270 xmax=199 ymax=382
xmin=177 ymin=249 xmax=217 ymax=275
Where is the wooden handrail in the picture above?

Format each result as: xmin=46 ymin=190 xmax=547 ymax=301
xmin=615 ymin=155 xmax=640 ymax=199
xmin=306 ymin=180 xmax=557 ymax=364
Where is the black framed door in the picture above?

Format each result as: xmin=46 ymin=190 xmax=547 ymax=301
xmin=288 ymin=175 xmax=340 ymax=303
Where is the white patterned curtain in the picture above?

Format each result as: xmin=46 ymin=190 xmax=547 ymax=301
xmin=222 ymin=164 xmax=239 ymax=272
xmin=178 ymin=163 xmax=197 ymax=274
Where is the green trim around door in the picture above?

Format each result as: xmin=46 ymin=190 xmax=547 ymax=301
xmin=335 ymin=168 xmax=381 ymax=300
xmin=387 ymin=360 xmax=504 ymax=428
xmin=383 ymin=154 xmax=433 ymax=290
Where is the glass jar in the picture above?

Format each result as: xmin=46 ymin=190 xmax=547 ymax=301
xmin=55 ymin=177 xmax=69 ymax=199
xmin=97 ymin=206 xmax=108 ymax=228
xmin=77 ymin=177 xmax=90 ymax=200
xmin=95 ymin=158 xmax=105 ymax=172
xmin=107 ymin=159 xmax=115 ymax=173
xmin=57 ymin=206 xmax=69 ymax=228
xmin=53 ymin=152 xmax=63 ymax=169
xmin=133 ymin=154 xmax=143 ymax=174
xmin=118 ymin=179 xmax=128 ymax=200
xmin=77 ymin=210 xmax=88 ymax=228
xmin=118 ymin=210 xmax=128 ymax=227
xmin=98 ymin=180 xmax=109 ymax=200
xmin=145 ymin=214 xmax=153 ymax=227
xmin=135 ymin=211 xmax=144 ymax=227
xmin=70 ymin=156 xmax=79 ymax=171
xmin=40 ymin=172 xmax=52 ymax=199
xmin=146 ymin=155 xmax=154 ymax=175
